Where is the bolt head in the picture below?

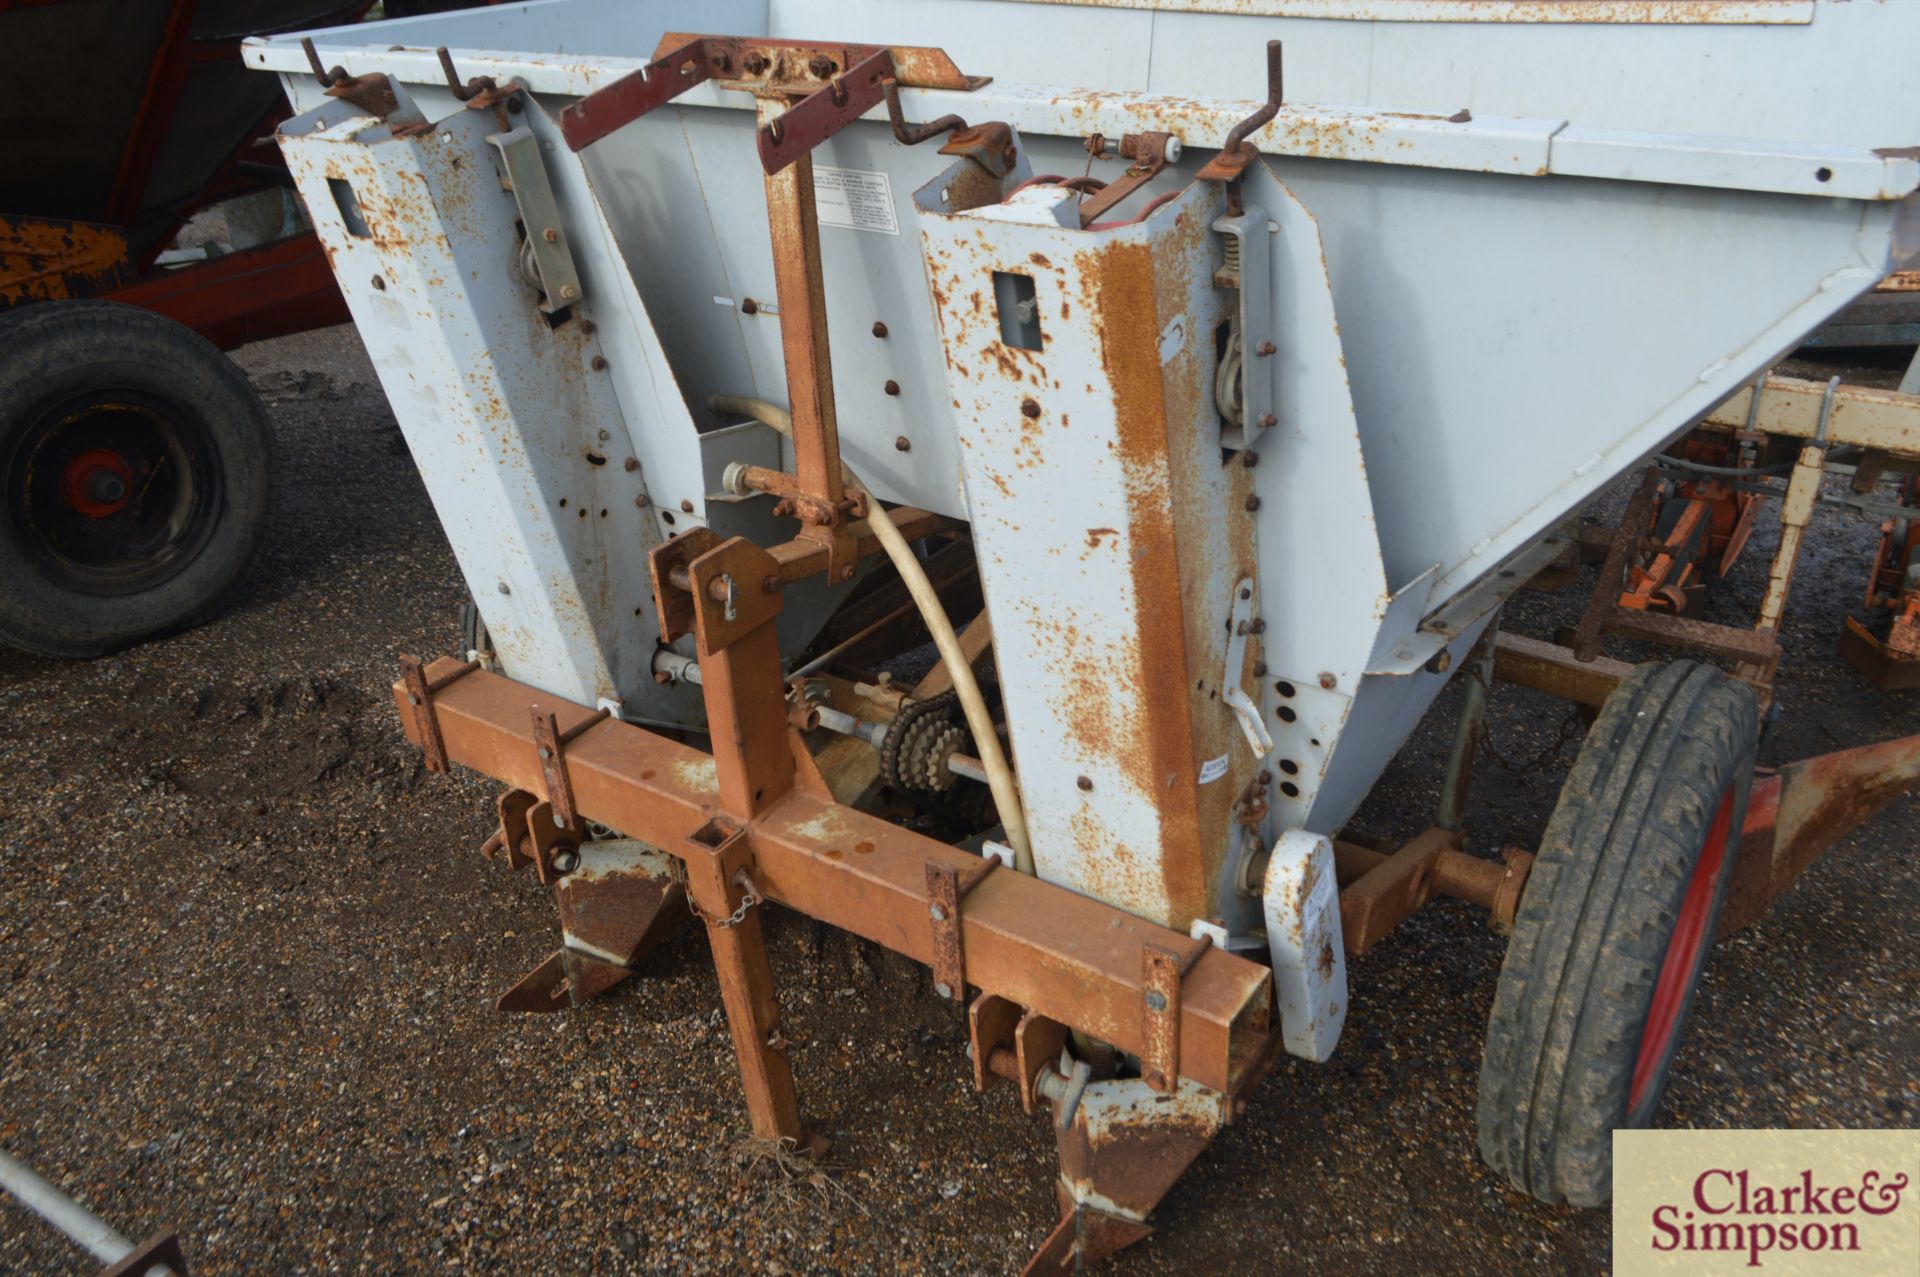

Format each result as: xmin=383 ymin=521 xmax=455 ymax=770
xmin=839 ymin=565 xmax=855 ymax=581
xmin=934 ymin=981 xmax=954 ymax=999
xmin=1021 ymin=399 xmax=1041 ymax=419
xmin=1256 ymin=339 xmax=1276 ymax=356
xmin=872 ymin=321 xmax=889 ymax=338
xmin=624 ymin=457 xmax=639 ymax=472
xmin=1245 ymin=495 xmax=1262 ymax=512
xmin=894 ymin=436 xmax=911 ymax=452
xmin=542 ymin=227 xmax=558 ymax=243
xmin=680 ymin=499 xmax=694 ymax=514
xmin=1259 ymin=412 xmax=1278 ymax=428
xmin=1145 ymin=991 xmax=1168 ymax=1013
xmin=538 ymin=745 xmax=552 ymax=759
xmin=560 ymin=284 xmax=579 ymax=300
xmin=884 ymin=379 xmax=901 ymax=396
xmin=1076 ymin=775 xmax=1093 ymax=792
xmin=550 ymin=849 xmax=579 ymax=874
xmin=930 ymin=903 xmax=948 ymax=922
xmin=1318 ymin=671 xmax=1336 ymax=689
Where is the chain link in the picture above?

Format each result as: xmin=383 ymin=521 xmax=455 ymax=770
xmin=688 ymin=868 xmax=763 ymax=929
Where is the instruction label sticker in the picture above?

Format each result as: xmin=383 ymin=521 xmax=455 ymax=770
xmin=1199 ymin=754 xmax=1231 ymax=784
xmin=815 ymin=166 xmax=899 ymax=235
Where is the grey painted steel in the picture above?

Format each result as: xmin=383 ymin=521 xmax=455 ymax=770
xmin=246 ymin=0 xmax=1920 ymax=945
xmin=0 ymin=1148 xmax=173 ymax=1276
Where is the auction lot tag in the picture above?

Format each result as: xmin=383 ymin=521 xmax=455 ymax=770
xmin=1614 ymin=1129 xmax=1918 ymax=1275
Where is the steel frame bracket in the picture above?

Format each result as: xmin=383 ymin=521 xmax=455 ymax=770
xmin=927 ymin=856 xmax=999 ymax=1001
xmin=531 ymin=702 xmax=611 ymax=833
xmin=100 ymin=1232 xmax=187 ymax=1277
xmin=398 ymin=655 xmax=479 ymax=772
xmin=1211 ymin=205 xmax=1276 ymax=450
xmin=486 ymin=123 xmax=584 ymax=313
xmin=559 ymin=33 xmax=987 ymax=154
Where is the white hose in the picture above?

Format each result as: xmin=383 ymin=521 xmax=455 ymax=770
xmin=709 ymin=394 xmax=1034 ymax=875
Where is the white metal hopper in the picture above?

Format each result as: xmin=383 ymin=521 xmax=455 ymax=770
xmin=250 ymin=0 xmax=1918 ymax=929
xmin=245 ymin=2 xmax=1920 ymax=1258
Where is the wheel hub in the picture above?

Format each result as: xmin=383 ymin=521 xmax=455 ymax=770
xmin=59 ymin=448 xmax=135 ymax=518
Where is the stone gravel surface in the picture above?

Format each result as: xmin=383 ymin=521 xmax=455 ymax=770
xmin=1 ymin=328 xmax=1914 ymax=1275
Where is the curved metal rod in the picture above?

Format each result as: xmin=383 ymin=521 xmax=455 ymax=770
xmin=437 ymin=46 xmax=479 ymax=101
xmin=1223 ymin=40 xmax=1283 ymax=155
xmin=882 ymin=78 xmax=966 ymax=145
xmin=301 ymin=37 xmax=346 ymax=87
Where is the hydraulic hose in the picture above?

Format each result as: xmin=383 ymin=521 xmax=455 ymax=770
xmin=708 ymin=394 xmax=1034 ymax=875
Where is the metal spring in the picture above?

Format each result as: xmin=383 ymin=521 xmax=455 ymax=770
xmin=1221 ymin=235 xmax=1242 ymax=286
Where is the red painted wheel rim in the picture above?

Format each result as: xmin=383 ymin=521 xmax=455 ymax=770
xmin=1628 ymin=783 xmax=1735 ymax=1115
xmin=59 ymin=448 xmax=135 ymax=519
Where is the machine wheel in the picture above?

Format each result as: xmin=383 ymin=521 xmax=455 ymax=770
xmin=0 ymin=301 xmax=271 ymax=657
xmin=1477 ymin=659 xmax=1757 ymax=1207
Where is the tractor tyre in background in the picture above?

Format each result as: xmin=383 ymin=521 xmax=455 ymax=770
xmin=0 ymin=300 xmax=271 ymax=657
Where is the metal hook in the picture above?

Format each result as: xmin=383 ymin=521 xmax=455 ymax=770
xmin=301 ymin=37 xmax=346 ymax=87
xmin=1223 ymin=40 xmax=1283 ymax=156
xmin=437 ymin=46 xmax=478 ymax=101
xmin=882 ymin=78 xmax=966 ymax=146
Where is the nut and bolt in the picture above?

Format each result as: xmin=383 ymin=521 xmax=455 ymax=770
xmin=550 ymin=848 xmax=580 ymax=874
xmin=1242 ymin=450 xmax=1260 ymax=468
xmin=929 ymin=903 xmax=948 ymax=922
xmin=895 ymin=436 xmax=911 ymax=452
xmin=1144 ymin=991 xmax=1168 ymax=1013
xmin=537 ymin=745 xmax=553 ymax=760
xmin=743 ymin=52 xmax=770 ymax=75
xmin=808 ymin=54 xmax=836 ymax=78
xmin=542 ymin=227 xmax=558 ymax=243
xmin=1245 ymin=495 xmax=1262 ymax=512
xmin=579 ymin=319 xmax=596 ymax=335
xmin=624 ymin=457 xmax=639 ymax=472
xmin=1319 ymin=671 xmax=1337 ymax=689
xmin=839 ymin=565 xmax=855 ymax=582
xmin=1021 ymin=399 xmax=1041 ymax=419
xmin=934 ymin=981 xmax=954 ymax=999
xmin=884 ymin=379 xmax=900 ymax=396
xmin=741 ymin=298 xmax=758 ymax=315
xmin=1252 ymin=661 xmax=1267 ymax=676
xmin=1259 ymin=412 xmax=1277 ymax=428
xmin=560 ymin=284 xmax=579 ymax=301
xmin=591 ymin=355 xmax=608 ymax=371
xmin=1256 ymin=339 xmax=1276 ymax=356
xmin=680 ymin=499 xmax=694 ymax=514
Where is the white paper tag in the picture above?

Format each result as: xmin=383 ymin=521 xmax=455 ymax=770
xmin=1198 ymin=753 xmax=1230 ymax=784
xmin=815 ymin=166 xmax=899 ymax=235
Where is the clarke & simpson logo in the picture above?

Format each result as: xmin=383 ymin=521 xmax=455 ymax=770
xmin=1614 ymin=1130 xmax=1919 ymax=1276
xmin=1649 ymin=1167 xmax=1909 ymax=1268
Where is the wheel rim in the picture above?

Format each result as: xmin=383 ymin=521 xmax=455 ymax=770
xmin=5 ymin=391 xmax=222 ymax=595
xmin=1627 ymin=782 xmax=1735 ymax=1117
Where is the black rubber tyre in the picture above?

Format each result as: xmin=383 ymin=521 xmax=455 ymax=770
xmin=0 ymin=301 xmax=271 ymax=657
xmin=1477 ymin=659 xmax=1758 ymax=1207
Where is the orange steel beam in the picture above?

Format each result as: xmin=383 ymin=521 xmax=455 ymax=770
xmin=392 ymin=659 xmax=1275 ymax=1094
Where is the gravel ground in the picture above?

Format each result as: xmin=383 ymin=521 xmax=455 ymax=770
xmin=1 ymin=328 xmax=1915 ymax=1275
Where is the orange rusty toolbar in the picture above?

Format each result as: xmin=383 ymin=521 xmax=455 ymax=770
xmin=393 ymin=659 xmax=1275 ymax=1094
